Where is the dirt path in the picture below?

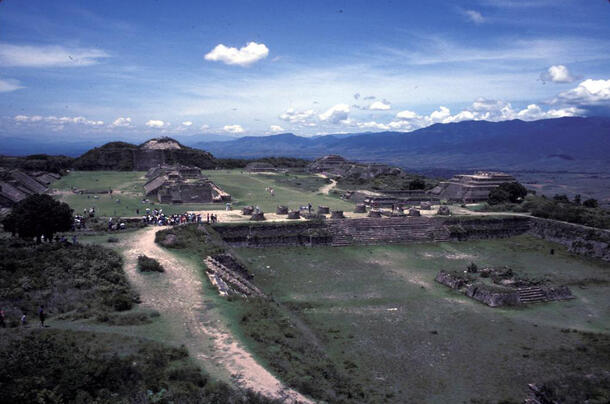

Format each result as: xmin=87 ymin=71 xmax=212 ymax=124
xmin=316 ymin=174 xmax=337 ymax=195
xmin=122 ymin=226 xmax=312 ymax=403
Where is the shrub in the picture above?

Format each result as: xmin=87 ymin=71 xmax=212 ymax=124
xmin=138 ymin=255 xmax=165 ymax=272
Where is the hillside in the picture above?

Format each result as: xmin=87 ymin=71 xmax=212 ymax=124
xmin=194 ymin=117 xmax=610 ymax=171
xmin=73 ymin=137 xmax=217 ymax=170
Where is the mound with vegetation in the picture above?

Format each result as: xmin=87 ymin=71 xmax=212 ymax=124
xmin=72 ymin=137 xmax=217 ymax=171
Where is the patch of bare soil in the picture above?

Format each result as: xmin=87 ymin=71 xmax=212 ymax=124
xmin=122 ymin=226 xmax=312 ymax=403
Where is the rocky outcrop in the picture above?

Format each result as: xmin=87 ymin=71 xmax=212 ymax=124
xmin=528 ymin=217 xmax=610 ymax=262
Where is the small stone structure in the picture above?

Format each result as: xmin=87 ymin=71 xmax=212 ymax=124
xmin=245 ymin=162 xmax=277 ymax=172
xmin=437 ymin=205 xmax=451 ymax=215
xmin=242 ymin=206 xmax=254 ymax=215
xmin=408 ymin=208 xmax=421 ymax=217
xmin=204 ymin=254 xmax=264 ymax=297
xmin=354 ymin=204 xmax=367 ymax=213
xmin=287 ymin=210 xmax=300 ymax=219
xmin=144 ymin=164 xmax=230 ymax=204
xmin=276 ymin=205 xmax=289 ymax=214
xmin=435 ymin=265 xmax=574 ymax=307
xmin=368 ymin=210 xmax=382 ymax=218
xmin=330 ymin=210 xmax=345 ymax=219
xmin=250 ymin=212 xmax=266 ymax=221
xmin=420 ymin=201 xmax=432 ymax=210
xmin=317 ymin=206 xmax=330 ymax=214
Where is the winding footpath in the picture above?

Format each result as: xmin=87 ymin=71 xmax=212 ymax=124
xmin=122 ymin=226 xmax=312 ymax=403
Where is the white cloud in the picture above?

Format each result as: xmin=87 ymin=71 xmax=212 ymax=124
xmin=279 ymin=108 xmax=315 ymax=124
xmin=553 ymin=79 xmax=610 ymax=106
xmin=395 ymin=110 xmax=418 ymax=120
xmin=541 ymin=65 xmax=575 ymax=83
xmin=14 ymin=114 xmax=104 ymax=129
xmin=0 ymin=44 xmax=109 ymax=67
xmin=269 ymin=125 xmax=284 ymax=132
xmin=112 ymin=117 xmax=132 ymax=127
xmin=182 ymin=121 xmax=193 ymax=126
xmin=200 ymin=124 xmax=211 ymax=131
xmin=204 ymin=42 xmax=269 ymax=66
xmin=223 ymin=124 xmax=244 ymax=133
xmin=464 ymin=10 xmax=485 ymax=24
xmin=0 ymin=78 xmax=23 ymax=92
xmin=356 ymin=121 xmax=390 ymax=130
xmin=368 ymin=100 xmax=391 ymax=110
xmin=145 ymin=120 xmax=168 ymax=128
xmin=319 ymin=103 xmax=350 ymax=124
xmin=429 ymin=106 xmax=451 ymax=122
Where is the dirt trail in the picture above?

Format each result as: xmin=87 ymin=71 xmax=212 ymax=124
xmin=122 ymin=226 xmax=312 ymax=403
xmin=316 ymin=174 xmax=337 ymax=195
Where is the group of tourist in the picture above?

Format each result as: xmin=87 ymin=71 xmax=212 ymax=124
xmin=140 ymin=210 xmax=204 ymax=226
xmin=0 ymin=305 xmax=46 ymax=329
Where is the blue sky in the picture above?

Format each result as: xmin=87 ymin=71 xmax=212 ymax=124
xmin=1 ymin=0 xmax=609 ymax=142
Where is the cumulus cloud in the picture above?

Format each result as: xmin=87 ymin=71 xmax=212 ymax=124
xmin=112 ymin=117 xmax=132 ymax=127
xmin=223 ymin=124 xmax=244 ymax=133
xmin=368 ymin=100 xmax=391 ymax=110
xmin=463 ymin=10 xmax=485 ymax=24
xmin=356 ymin=121 xmax=390 ymax=130
xmin=541 ymin=65 xmax=575 ymax=83
xmin=182 ymin=121 xmax=193 ymax=126
xmin=319 ymin=104 xmax=350 ymax=124
xmin=395 ymin=110 xmax=418 ymax=120
xmin=279 ymin=108 xmax=315 ymax=124
xmin=145 ymin=120 xmax=168 ymax=128
xmin=269 ymin=125 xmax=284 ymax=132
xmin=0 ymin=44 xmax=109 ymax=67
xmin=553 ymin=79 xmax=610 ymax=106
xmin=0 ymin=78 xmax=23 ymax=92
xmin=204 ymin=42 xmax=269 ymax=66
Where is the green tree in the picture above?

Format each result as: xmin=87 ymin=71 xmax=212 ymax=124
xmin=2 ymin=194 xmax=73 ymax=242
xmin=583 ymin=198 xmax=599 ymax=208
xmin=488 ymin=182 xmax=527 ymax=205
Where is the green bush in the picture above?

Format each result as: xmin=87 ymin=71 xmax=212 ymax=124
xmin=138 ymin=255 xmax=165 ymax=273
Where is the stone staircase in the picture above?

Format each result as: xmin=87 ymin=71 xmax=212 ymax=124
xmin=328 ymin=217 xmax=451 ymax=246
xmin=204 ymin=256 xmax=265 ymax=297
xmin=517 ymin=286 xmax=547 ymax=304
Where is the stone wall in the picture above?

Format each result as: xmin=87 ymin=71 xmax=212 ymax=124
xmin=443 ymin=216 xmax=531 ymax=241
xmin=211 ymin=221 xmax=332 ymax=247
xmin=528 ymin=217 xmax=610 ymax=262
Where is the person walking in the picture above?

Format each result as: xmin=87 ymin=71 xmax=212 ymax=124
xmin=38 ymin=305 xmax=46 ymax=328
xmin=0 ymin=308 xmax=5 ymax=328
xmin=21 ymin=313 xmax=27 ymax=327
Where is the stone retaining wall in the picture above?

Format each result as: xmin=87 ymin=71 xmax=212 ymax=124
xmin=528 ymin=217 xmax=610 ymax=262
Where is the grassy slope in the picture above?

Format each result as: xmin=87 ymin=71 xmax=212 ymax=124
xmin=234 ymin=236 xmax=610 ymax=403
xmin=52 ymin=170 xmax=354 ymax=217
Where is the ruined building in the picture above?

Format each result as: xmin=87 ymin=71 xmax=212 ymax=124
xmin=0 ymin=169 xmax=54 ymax=208
xmin=429 ymin=171 xmax=516 ymax=202
xmin=143 ymin=164 xmax=230 ymax=204
xmin=245 ymin=162 xmax=277 ymax=173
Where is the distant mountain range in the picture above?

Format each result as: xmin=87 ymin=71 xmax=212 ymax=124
xmin=193 ymin=117 xmax=610 ymax=171
xmin=1 ymin=117 xmax=609 ymax=172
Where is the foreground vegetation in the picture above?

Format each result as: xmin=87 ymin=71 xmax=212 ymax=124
xmin=0 ymin=239 xmax=138 ymax=323
xmin=0 ymin=328 xmax=275 ymax=404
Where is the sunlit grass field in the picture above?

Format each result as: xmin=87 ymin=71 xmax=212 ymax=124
xmin=52 ymin=170 xmax=353 ymax=217
xmin=234 ymin=235 xmax=610 ymax=403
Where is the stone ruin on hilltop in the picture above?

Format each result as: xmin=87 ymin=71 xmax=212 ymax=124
xmin=143 ymin=164 xmax=230 ymax=204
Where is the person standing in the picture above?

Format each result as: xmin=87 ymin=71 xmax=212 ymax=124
xmin=0 ymin=308 xmax=5 ymax=328
xmin=38 ymin=305 xmax=46 ymax=328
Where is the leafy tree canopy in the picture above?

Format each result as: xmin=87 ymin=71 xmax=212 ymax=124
xmin=2 ymin=194 xmax=73 ymax=241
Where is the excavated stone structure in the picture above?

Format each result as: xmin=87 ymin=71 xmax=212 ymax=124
xmin=143 ymin=164 xmax=230 ymax=204
xmin=430 ymin=171 xmax=516 ymax=202
xmin=0 ymin=169 xmax=53 ymax=208
xmin=245 ymin=162 xmax=277 ymax=172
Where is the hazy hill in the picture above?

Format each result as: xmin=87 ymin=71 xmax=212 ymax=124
xmin=195 ymin=117 xmax=610 ymax=171
xmin=73 ymin=137 xmax=217 ymax=170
